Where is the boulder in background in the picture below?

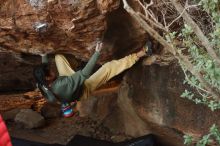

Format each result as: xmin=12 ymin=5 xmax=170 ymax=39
xmin=15 ymin=109 xmax=45 ymax=129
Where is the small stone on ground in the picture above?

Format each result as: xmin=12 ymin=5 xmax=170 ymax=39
xmin=15 ymin=109 xmax=45 ymax=129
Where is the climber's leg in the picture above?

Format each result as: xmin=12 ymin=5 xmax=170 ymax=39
xmin=80 ymin=53 xmax=139 ymax=100
xmin=55 ymin=54 xmax=75 ymax=76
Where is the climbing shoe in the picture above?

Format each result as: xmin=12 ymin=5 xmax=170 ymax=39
xmin=144 ymin=41 xmax=153 ymax=56
xmin=61 ymin=102 xmax=74 ymax=118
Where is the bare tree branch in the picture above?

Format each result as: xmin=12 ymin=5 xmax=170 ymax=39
xmin=162 ymin=12 xmax=168 ymax=29
xmin=136 ymin=0 xmax=148 ymax=17
xmin=138 ymin=12 xmax=168 ymax=32
xmin=123 ymin=0 xmax=177 ymax=53
xmin=167 ymin=1 xmax=188 ymax=29
xmin=135 ymin=0 xmax=167 ymax=32
xmin=170 ymin=0 xmax=220 ymax=66
xmin=136 ymin=0 xmax=158 ymax=23
xmin=144 ymin=0 xmax=154 ymax=10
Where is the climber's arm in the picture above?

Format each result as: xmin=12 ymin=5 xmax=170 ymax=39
xmin=81 ymin=42 xmax=102 ymax=78
xmin=41 ymin=54 xmax=48 ymax=64
xmin=81 ymin=51 xmax=100 ymax=78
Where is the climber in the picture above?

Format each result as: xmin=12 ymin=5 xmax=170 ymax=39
xmin=33 ymin=41 xmax=152 ymax=118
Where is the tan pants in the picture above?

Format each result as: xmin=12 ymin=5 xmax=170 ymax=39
xmin=55 ymin=53 xmax=139 ymax=100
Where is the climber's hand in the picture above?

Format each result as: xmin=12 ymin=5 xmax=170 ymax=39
xmin=39 ymin=53 xmax=47 ymax=57
xmin=95 ymin=41 xmax=103 ymax=52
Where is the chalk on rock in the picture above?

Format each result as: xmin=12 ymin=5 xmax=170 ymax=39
xmin=33 ymin=22 xmax=48 ymax=33
xmin=27 ymin=0 xmax=45 ymax=9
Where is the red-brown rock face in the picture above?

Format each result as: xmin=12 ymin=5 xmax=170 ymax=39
xmin=120 ymin=62 xmax=220 ymax=146
xmin=0 ymin=0 xmax=121 ymax=60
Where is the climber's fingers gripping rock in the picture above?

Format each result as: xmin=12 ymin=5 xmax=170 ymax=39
xmin=95 ymin=41 xmax=103 ymax=53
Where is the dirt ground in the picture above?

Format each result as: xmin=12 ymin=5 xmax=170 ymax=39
xmin=0 ymin=93 xmax=131 ymax=145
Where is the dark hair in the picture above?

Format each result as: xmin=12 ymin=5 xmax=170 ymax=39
xmin=33 ymin=63 xmax=49 ymax=86
xmin=33 ymin=64 xmax=56 ymax=102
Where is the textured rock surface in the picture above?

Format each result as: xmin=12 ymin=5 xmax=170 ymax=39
xmin=41 ymin=102 xmax=61 ymax=119
xmin=78 ymin=62 xmax=220 ymax=146
xmin=15 ymin=109 xmax=45 ymax=129
xmin=0 ymin=94 xmax=33 ymax=112
xmin=0 ymin=0 xmax=146 ymax=61
xmin=0 ymin=52 xmax=39 ymax=92
xmin=1 ymin=0 xmax=113 ymax=58
xmin=120 ymin=62 xmax=220 ymax=146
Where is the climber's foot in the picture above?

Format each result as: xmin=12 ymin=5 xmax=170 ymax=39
xmin=144 ymin=41 xmax=153 ymax=56
xmin=137 ymin=40 xmax=153 ymax=58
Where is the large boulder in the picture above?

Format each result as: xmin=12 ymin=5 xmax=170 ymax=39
xmin=84 ymin=61 xmax=220 ymax=146
xmin=119 ymin=62 xmax=220 ymax=146
xmin=15 ymin=109 xmax=45 ymax=129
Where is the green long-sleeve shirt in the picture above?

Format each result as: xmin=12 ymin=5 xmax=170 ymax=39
xmin=50 ymin=52 xmax=100 ymax=102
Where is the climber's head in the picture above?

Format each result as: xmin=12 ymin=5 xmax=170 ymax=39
xmin=33 ymin=64 xmax=56 ymax=86
xmin=45 ymin=69 xmax=56 ymax=84
xmin=33 ymin=64 xmax=57 ymax=102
